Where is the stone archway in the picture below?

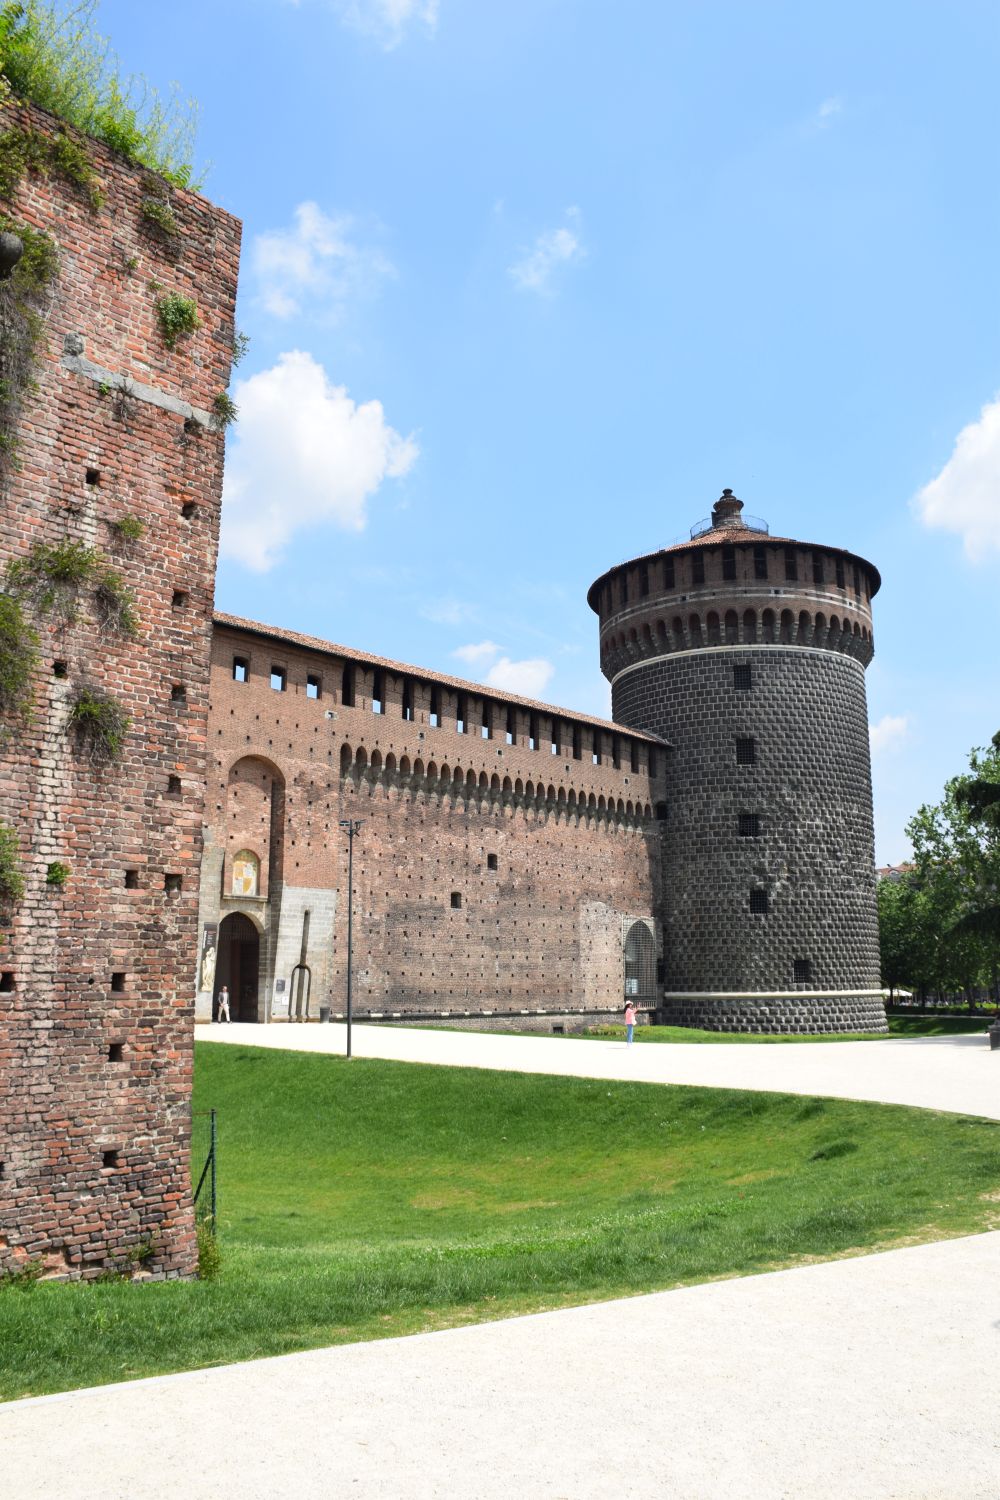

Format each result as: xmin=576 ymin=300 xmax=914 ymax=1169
xmin=217 ymin=911 xmax=261 ymax=1022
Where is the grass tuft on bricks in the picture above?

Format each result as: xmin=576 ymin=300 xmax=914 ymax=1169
xmin=1 ymin=1042 xmax=998 ymax=1400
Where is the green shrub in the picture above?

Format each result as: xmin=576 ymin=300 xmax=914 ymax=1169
xmin=45 ymin=859 xmax=69 ymax=887
xmin=212 ymin=390 xmax=238 ymax=430
xmin=0 ymin=1257 xmax=43 ymax=1290
xmin=0 ymin=215 xmax=57 ymax=476
xmin=5 ymin=539 xmax=100 ymax=622
xmin=107 ymin=512 xmax=143 ymax=548
xmin=0 ymin=590 xmax=38 ymax=732
xmin=93 ymin=566 xmax=139 ymax=638
xmin=156 ymin=291 xmax=199 ymax=350
xmin=0 ymin=1 xmax=202 ymax=188
xmin=0 ymin=122 xmax=102 ymax=209
xmin=196 ymin=1219 xmax=221 ymax=1280
xmin=0 ymin=821 xmax=25 ymax=905
xmin=139 ymin=195 xmax=178 ymax=240
xmin=68 ymin=685 xmax=129 ymax=765
xmin=232 ymin=328 xmax=250 ymax=367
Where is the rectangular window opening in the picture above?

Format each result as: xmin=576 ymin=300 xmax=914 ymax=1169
xmin=372 ymin=671 xmax=384 ymax=715
xmin=794 ymin=958 xmax=812 ymax=983
xmin=402 ymin=680 xmax=414 ymax=721
xmin=456 ymin=695 xmax=467 ymax=735
xmin=733 ymin=663 xmax=752 ymax=690
xmin=102 ymin=1149 xmax=120 ymax=1169
xmin=738 ymin=812 xmax=760 ymax=838
xmin=167 ymin=775 xmax=182 ymax=795
xmin=172 ymin=589 xmax=188 ymax=609
xmin=753 ymin=545 xmax=768 ymax=580
xmin=487 ymin=853 xmax=498 ymax=871
xmin=450 ymin=891 xmax=462 ymax=909
xmin=639 ymin=564 xmax=649 ymax=597
xmin=735 ymin=736 xmax=756 ymax=765
xmin=784 ymin=548 xmax=798 ymax=582
xmin=529 ymin=714 xmax=539 ymax=752
xmin=181 ymin=501 xmax=197 ymax=520
xmin=164 ymin=873 xmax=182 ymax=895
xmin=270 ymin=666 xmax=286 ymax=693
xmin=306 ymin=673 xmax=321 ymax=700
xmin=53 ymin=659 xmax=68 ymax=678
xmin=722 ymin=544 xmax=736 ymax=581
xmin=429 ymin=686 xmax=440 ymax=728
xmin=170 ymin=683 xmax=187 ymax=703
xmin=108 ymin=1042 xmax=125 ymax=1063
xmin=812 ymin=551 xmax=824 ymax=585
xmin=232 ymin=656 xmax=248 ymax=682
xmin=572 ymin=726 xmax=582 ymax=761
xmin=835 ymin=557 xmax=846 ymax=589
xmin=124 ymin=869 xmax=139 ymax=889
xmin=86 ymin=467 xmax=101 ymax=486
xmin=341 ymin=665 xmax=355 ymax=707
xmin=663 ymin=557 xmax=675 ymax=589
xmin=0 ymin=972 xmax=14 ymax=992
xmin=749 ymin=889 xmax=769 ymax=915
xmin=630 ymin=742 xmax=640 ymax=773
xmin=110 ymin=972 xmax=126 ymax=993
xmin=692 ymin=553 xmax=705 ymax=586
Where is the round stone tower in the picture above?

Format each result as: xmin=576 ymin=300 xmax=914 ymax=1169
xmin=588 ymin=490 xmax=885 ymax=1033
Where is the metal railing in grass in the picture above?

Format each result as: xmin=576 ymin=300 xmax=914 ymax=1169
xmin=192 ymin=1108 xmax=217 ymax=1226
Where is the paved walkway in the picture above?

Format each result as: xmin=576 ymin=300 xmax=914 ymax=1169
xmin=201 ymin=1019 xmax=1000 ymax=1121
xmin=5 ymin=1024 xmax=1000 ymax=1499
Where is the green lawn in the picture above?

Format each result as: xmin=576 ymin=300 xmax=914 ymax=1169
xmin=581 ymin=1014 xmax=990 ymax=1044
xmin=2 ymin=1042 xmax=998 ymax=1401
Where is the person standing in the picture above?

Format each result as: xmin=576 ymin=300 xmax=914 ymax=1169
xmin=217 ymin=985 xmax=231 ymax=1024
xmin=624 ymin=1000 xmax=637 ymax=1047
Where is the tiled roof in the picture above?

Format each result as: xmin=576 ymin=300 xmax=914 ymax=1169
xmin=213 ymin=612 xmax=670 ymax=746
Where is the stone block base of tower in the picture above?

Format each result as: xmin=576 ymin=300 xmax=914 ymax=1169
xmin=656 ymin=991 xmax=888 ymax=1035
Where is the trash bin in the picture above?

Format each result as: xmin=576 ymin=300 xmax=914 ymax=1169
xmin=989 ymin=1024 xmax=1000 ymax=1052
xmin=319 ymin=1005 xmax=331 ymax=1024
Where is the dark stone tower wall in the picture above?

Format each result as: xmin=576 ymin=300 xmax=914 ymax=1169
xmin=590 ymin=492 xmax=885 ymax=1033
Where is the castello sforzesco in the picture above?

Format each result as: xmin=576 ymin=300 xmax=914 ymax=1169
xmin=0 ymin=104 xmax=883 ymax=1283
xmin=199 ymin=487 xmax=885 ymax=1041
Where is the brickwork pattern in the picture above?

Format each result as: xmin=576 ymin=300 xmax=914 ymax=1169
xmin=657 ymin=993 xmax=887 ymax=1033
xmin=199 ymin=625 xmax=665 ymax=1022
xmin=0 ymin=104 xmax=240 ymax=1279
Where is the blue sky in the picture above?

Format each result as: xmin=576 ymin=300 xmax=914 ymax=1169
xmin=100 ymin=0 xmax=1000 ymax=863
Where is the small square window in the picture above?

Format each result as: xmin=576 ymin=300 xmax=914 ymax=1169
xmin=108 ymin=1042 xmax=125 ymax=1063
xmin=110 ymin=972 xmax=126 ymax=992
xmin=450 ymin=891 xmax=462 ymax=909
xmin=736 ymin=737 xmax=756 ymax=765
xmin=124 ymin=869 xmax=139 ymax=889
xmin=738 ymin=813 xmax=760 ymax=838
xmin=102 ymin=1149 xmax=120 ymax=1168
xmin=164 ymin=873 xmax=182 ymax=895
xmin=0 ymin=971 xmax=14 ymax=992
xmin=655 ymin=801 xmax=668 ymax=821
xmin=170 ymin=683 xmax=187 ymax=703
xmin=181 ymin=501 xmax=197 ymax=520
xmin=86 ymin=467 xmax=101 ymax=486
xmin=733 ymin=664 xmax=752 ymax=690
xmin=172 ymin=590 xmax=188 ymax=608
xmin=749 ymin=890 xmax=769 ymax=914
xmin=167 ymin=775 xmax=182 ymax=795
xmin=270 ymin=666 xmax=286 ymax=692
xmin=306 ymin=674 xmax=321 ymax=700
xmin=794 ymin=958 xmax=812 ymax=983
xmin=487 ymin=853 xmax=498 ymax=871
xmin=53 ymin=659 xmax=68 ymax=678
xmin=233 ymin=657 xmax=249 ymax=682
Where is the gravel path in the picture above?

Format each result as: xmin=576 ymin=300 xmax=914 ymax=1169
xmin=5 ymin=1024 xmax=999 ymax=1498
xmin=201 ymin=1019 xmax=1000 ymax=1121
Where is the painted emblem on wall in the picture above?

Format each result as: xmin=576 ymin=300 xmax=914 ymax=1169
xmin=231 ymin=850 xmax=260 ymax=898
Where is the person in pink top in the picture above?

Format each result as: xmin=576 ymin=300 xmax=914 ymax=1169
xmin=624 ymin=1001 xmax=637 ymax=1047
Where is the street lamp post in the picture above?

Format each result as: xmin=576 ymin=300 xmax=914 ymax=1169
xmin=338 ymin=818 xmax=363 ymax=1058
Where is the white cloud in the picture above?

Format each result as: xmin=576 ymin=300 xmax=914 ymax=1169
xmin=421 ymin=598 xmax=476 ymax=627
xmin=509 ymin=208 xmax=585 ymax=295
xmin=220 ymin=351 xmax=418 ymax=571
xmin=484 ymin=656 xmax=554 ymax=699
xmin=453 ymin=641 xmax=504 ymax=665
xmin=913 ymin=395 xmax=1000 ymax=559
xmin=252 ymin=202 xmax=393 ymax=319
xmin=817 ymin=95 xmax=843 ymax=124
xmin=870 ymin=714 xmax=909 ymax=756
xmin=332 ymin=0 xmax=439 ymax=48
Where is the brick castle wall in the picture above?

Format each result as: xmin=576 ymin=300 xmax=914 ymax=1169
xmin=0 ymin=103 xmax=240 ymax=1278
xmin=198 ymin=622 xmax=665 ymax=1026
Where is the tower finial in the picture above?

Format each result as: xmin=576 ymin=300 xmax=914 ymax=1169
xmin=711 ymin=488 xmax=745 ymax=529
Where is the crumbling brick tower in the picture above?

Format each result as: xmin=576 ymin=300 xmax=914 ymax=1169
xmin=0 ymin=102 xmax=240 ymax=1278
xmin=589 ymin=489 xmax=885 ymax=1033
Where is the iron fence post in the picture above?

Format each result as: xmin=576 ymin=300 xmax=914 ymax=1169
xmin=210 ymin=1107 xmax=217 ymax=1227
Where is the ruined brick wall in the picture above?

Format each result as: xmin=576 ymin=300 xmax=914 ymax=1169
xmin=590 ymin=499 xmax=885 ymax=1033
xmin=0 ymin=103 xmax=240 ymax=1278
xmin=199 ymin=620 xmax=665 ymax=1027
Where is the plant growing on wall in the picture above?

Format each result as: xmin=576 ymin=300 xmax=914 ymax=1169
xmin=45 ymin=859 xmax=69 ymax=886
xmin=0 ymin=821 xmax=25 ymax=938
xmin=0 ymin=121 xmax=102 ymax=209
xmin=0 ymin=590 xmax=38 ymax=736
xmin=0 ymin=1 xmax=202 ymax=188
xmin=67 ymin=684 xmax=129 ymax=766
xmin=155 ymin=291 xmax=200 ymax=350
xmin=0 ymin=214 xmax=57 ymax=478
xmin=6 ymin=539 xmax=140 ymax=637
xmin=106 ymin=512 xmax=143 ymax=553
xmin=212 ymin=391 xmax=238 ymax=430
xmin=139 ymin=195 xmax=178 ymax=241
